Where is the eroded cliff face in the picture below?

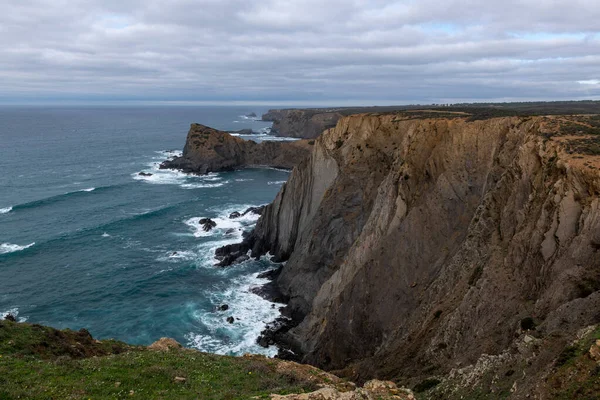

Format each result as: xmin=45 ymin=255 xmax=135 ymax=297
xmin=161 ymin=123 xmax=312 ymax=174
xmin=262 ymin=109 xmax=343 ymax=139
xmin=251 ymin=113 xmax=600 ymax=397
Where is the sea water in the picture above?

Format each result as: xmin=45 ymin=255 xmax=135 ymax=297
xmin=0 ymin=106 xmax=292 ymax=355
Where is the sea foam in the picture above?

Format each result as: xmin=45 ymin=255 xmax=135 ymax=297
xmin=0 ymin=242 xmax=35 ymax=255
xmin=0 ymin=206 xmax=12 ymax=214
xmin=185 ymin=271 xmax=282 ymax=356
xmin=0 ymin=308 xmax=27 ymax=322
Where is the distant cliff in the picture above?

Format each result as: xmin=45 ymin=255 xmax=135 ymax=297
xmin=160 ymin=123 xmax=313 ymax=174
xmin=262 ymin=109 xmax=343 ymax=139
xmin=245 ymin=112 xmax=600 ymax=397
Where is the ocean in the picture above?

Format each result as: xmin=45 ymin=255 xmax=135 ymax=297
xmin=0 ymin=106 xmax=292 ymax=356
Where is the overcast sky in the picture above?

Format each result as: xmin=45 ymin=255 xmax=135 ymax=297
xmin=1 ymin=0 xmax=599 ymax=105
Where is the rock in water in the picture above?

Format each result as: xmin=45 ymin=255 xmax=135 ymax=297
xmin=198 ymin=218 xmax=217 ymax=232
xmin=159 ymin=124 xmax=312 ymax=174
xmin=138 ymin=172 xmax=153 ymax=176
xmin=4 ymin=314 xmax=16 ymax=322
xmin=229 ymin=211 xmax=241 ymax=219
xmin=242 ymin=205 xmax=265 ymax=216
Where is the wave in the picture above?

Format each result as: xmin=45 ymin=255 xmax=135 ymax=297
xmin=10 ymin=184 xmax=126 ymax=212
xmin=0 ymin=206 xmax=12 ymax=214
xmin=267 ymin=180 xmax=287 ymax=185
xmin=134 ymin=151 xmax=229 ymax=190
xmin=180 ymin=181 xmax=228 ymax=190
xmin=0 ymin=242 xmax=35 ymax=255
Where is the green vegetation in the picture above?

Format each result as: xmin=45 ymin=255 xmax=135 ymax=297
xmin=547 ymin=325 xmax=600 ymax=399
xmin=0 ymin=320 xmax=318 ymax=399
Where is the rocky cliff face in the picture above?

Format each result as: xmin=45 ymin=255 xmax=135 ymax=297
xmin=262 ymin=109 xmax=343 ymax=139
xmin=249 ymin=113 xmax=600 ymax=397
xmin=161 ymin=123 xmax=312 ymax=174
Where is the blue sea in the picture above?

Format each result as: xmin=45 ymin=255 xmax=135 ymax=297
xmin=0 ymin=106 xmax=293 ymax=355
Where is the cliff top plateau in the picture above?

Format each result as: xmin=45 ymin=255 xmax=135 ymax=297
xmin=261 ymin=100 xmax=600 ymax=139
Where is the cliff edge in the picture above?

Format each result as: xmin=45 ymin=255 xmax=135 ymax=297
xmin=246 ymin=112 xmax=600 ymax=398
xmin=160 ymin=123 xmax=313 ymax=174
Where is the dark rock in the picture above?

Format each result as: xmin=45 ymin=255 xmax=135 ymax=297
xmin=242 ymin=205 xmax=266 ymax=216
xmin=520 ymin=317 xmax=536 ymax=331
xmin=225 ymin=228 xmax=236 ymax=235
xmin=214 ymin=238 xmax=255 ymax=267
xmin=229 ymin=211 xmax=241 ymax=219
xmin=250 ymin=282 xmax=289 ymax=304
xmin=199 ymin=218 xmax=217 ymax=232
xmin=138 ymin=172 xmax=153 ymax=176
xmin=218 ymin=304 xmax=229 ymax=311
xmin=226 ymin=316 xmax=235 ymax=324
xmin=246 ymin=112 xmax=257 ymax=118
xmin=235 ymin=255 xmax=250 ymax=263
xmin=257 ymin=266 xmax=283 ymax=280
xmin=4 ymin=314 xmax=16 ymax=322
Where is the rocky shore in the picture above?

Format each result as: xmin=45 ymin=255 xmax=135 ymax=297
xmin=160 ymin=123 xmax=313 ymax=174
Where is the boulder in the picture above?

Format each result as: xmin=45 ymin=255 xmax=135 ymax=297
xmin=242 ymin=205 xmax=266 ymax=216
xmin=229 ymin=211 xmax=241 ymax=219
xmin=148 ymin=338 xmax=182 ymax=351
xmin=199 ymin=218 xmax=217 ymax=232
xmin=138 ymin=172 xmax=153 ymax=177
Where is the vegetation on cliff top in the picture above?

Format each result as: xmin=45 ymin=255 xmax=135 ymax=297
xmin=0 ymin=320 xmax=319 ymax=399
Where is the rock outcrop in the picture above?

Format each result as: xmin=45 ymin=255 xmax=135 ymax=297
xmin=245 ymin=112 xmax=600 ymax=397
xmin=262 ymin=109 xmax=344 ymax=139
xmin=160 ymin=123 xmax=312 ymax=174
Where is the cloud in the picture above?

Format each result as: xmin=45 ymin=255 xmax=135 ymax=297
xmin=0 ymin=0 xmax=599 ymax=104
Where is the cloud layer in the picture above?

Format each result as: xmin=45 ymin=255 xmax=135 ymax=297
xmin=1 ymin=0 xmax=599 ymax=104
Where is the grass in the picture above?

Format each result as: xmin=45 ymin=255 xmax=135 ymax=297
xmin=0 ymin=320 xmax=318 ymax=400
xmin=546 ymin=325 xmax=600 ymax=400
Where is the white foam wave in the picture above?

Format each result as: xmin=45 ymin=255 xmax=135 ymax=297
xmin=184 ymin=216 xmax=245 ymax=239
xmin=180 ymin=181 xmax=227 ymax=190
xmin=134 ymin=151 xmax=227 ymax=190
xmin=267 ymin=180 xmax=287 ymax=185
xmin=0 ymin=206 xmax=12 ymax=214
xmin=79 ymin=187 xmax=95 ymax=192
xmin=156 ymin=250 xmax=198 ymax=263
xmin=237 ymin=114 xmax=261 ymax=121
xmin=235 ymin=179 xmax=254 ymax=182
xmin=185 ymin=272 xmax=281 ymax=356
xmin=101 ymin=232 xmax=110 ymax=238
xmin=0 ymin=242 xmax=35 ymax=254
xmin=1 ymin=308 xmax=27 ymax=322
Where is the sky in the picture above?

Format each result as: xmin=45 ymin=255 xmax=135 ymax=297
xmin=1 ymin=0 xmax=599 ymax=105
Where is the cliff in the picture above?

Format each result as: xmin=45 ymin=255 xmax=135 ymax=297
xmin=247 ymin=112 xmax=600 ymax=397
xmin=262 ymin=102 xmax=600 ymax=139
xmin=262 ymin=109 xmax=343 ymax=139
xmin=160 ymin=123 xmax=313 ymax=174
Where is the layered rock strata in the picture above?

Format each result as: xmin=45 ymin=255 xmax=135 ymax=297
xmin=244 ymin=112 xmax=600 ymax=396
